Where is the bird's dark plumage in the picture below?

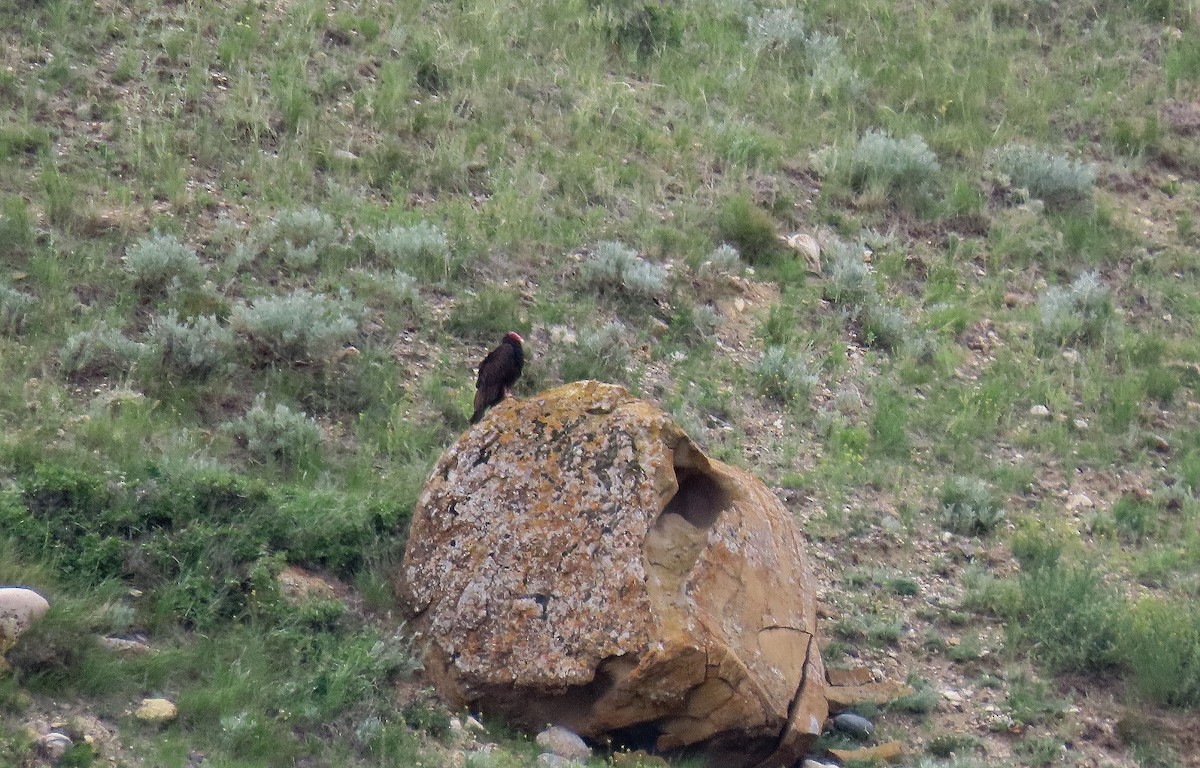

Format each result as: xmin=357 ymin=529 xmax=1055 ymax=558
xmin=470 ymin=331 xmax=524 ymax=424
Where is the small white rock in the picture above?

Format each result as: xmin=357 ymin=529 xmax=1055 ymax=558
xmin=1067 ymin=494 xmax=1094 ymax=512
xmin=1029 ymin=404 xmax=1052 ymax=419
xmin=1073 ymin=418 xmax=1089 ymax=431
xmin=942 ymin=689 xmax=964 ymax=704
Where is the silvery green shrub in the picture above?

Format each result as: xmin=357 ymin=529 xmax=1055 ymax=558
xmin=851 ymin=130 xmax=941 ymax=193
xmin=755 ymin=345 xmax=819 ymax=403
xmin=124 ymin=232 xmax=206 ymax=294
xmin=1038 ymin=271 xmax=1114 ymax=347
xmin=149 ymin=311 xmax=235 ymax=377
xmin=581 ymin=241 xmax=668 ymax=298
xmin=368 ymin=222 xmax=454 ymax=282
xmin=941 ymin=476 xmax=1006 ymax=536
xmin=991 ymin=143 xmax=1096 ymax=209
xmin=228 ymin=394 xmax=322 ymax=468
xmin=0 ymin=283 xmax=34 ymax=335
xmin=60 ymin=322 xmax=147 ymax=377
xmin=232 ymin=289 xmax=359 ymax=364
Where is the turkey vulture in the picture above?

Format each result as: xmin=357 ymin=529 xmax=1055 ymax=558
xmin=470 ymin=331 xmax=524 ymax=424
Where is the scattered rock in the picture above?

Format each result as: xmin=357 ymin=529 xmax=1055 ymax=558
xmin=826 ymin=666 xmax=873 ymax=687
xmin=1066 ymin=494 xmax=1094 ymax=512
xmin=332 ymin=149 xmax=358 ymax=161
xmin=825 ymin=680 xmax=914 ymax=712
xmin=1002 ymin=292 xmax=1021 ymax=307
xmin=829 ymin=740 xmax=904 ymax=764
xmin=0 ymin=587 xmax=50 ymax=652
xmin=612 ymin=750 xmax=669 ymax=767
xmin=277 ymin=565 xmax=345 ymax=605
xmin=38 ymin=732 xmax=72 ymax=760
xmin=399 ymin=382 xmax=827 ymax=768
xmin=1029 ymin=404 xmax=1052 ymax=420
xmin=134 ymin=698 xmax=178 ymax=724
xmin=783 ymin=233 xmax=823 ymax=274
xmin=536 ymin=726 xmax=591 ymax=762
xmin=100 ymin=636 xmax=153 ymax=654
xmin=1073 ymin=418 xmax=1089 ymax=431
xmin=832 ymin=712 xmax=873 ymax=738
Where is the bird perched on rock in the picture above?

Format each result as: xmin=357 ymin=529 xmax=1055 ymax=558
xmin=470 ymin=331 xmax=524 ymax=424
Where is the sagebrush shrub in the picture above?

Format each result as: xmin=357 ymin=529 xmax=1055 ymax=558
xmin=227 ymin=394 xmax=322 ymax=468
xmin=60 ymin=323 xmax=147 ymax=377
xmin=940 ymin=476 xmax=1005 ymax=536
xmin=560 ymin=322 xmax=635 ymax=384
xmin=0 ymin=283 xmax=35 ymax=335
xmin=1037 ymin=271 xmax=1114 ymax=347
xmin=581 ymin=241 xmax=667 ymax=298
xmin=824 ymin=242 xmax=874 ymax=306
xmin=231 ymin=289 xmax=359 ymax=364
xmin=991 ymin=143 xmax=1096 ymax=209
xmin=806 ymin=32 xmax=863 ymax=101
xmin=858 ymin=302 xmax=908 ymax=352
xmin=368 ymin=222 xmax=455 ymax=282
xmin=746 ymin=7 xmax=806 ymax=55
xmin=124 ymin=232 xmax=206 ymax=295
xmin=149 ymin=311 xmax=235 ymax=377
xmin=851 ymin=130 xmax=941 ymax=193
xmin=266 ymin=208 xmax=340 ymax=271
xmin=754 ymin=346 xmax=818 ymax=404
xmin=701 ymin=244 xmax=741 ymax=276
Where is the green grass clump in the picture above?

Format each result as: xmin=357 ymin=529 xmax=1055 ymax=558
xmin=990 ymin=143 xmax=1096 ymax=210
xmin=446 ymin=287 xmax=525 ymax=340
xmin=716 ymin=195 xmax=780 ymax=265
xmin=231 ymin=289 xmax=359 ymax=365
xmin=1123 ymin=597 xmax=1200 ymax=707
xmin=939 ymin=476 xmax=1005 ymax=536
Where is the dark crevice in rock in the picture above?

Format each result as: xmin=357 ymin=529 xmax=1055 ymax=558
xmin=762 ymin=631 xmax=817 ymax=767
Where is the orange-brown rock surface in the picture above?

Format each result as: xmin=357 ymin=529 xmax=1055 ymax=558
xmin=399 ymin=381 xmax=826 ymax=767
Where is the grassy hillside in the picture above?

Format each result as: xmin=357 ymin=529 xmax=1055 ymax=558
xmin=2 ymin=0 xmax=1200 ymax=765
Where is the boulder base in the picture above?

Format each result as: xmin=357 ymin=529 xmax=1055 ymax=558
xmin=400 ymin=382 xmax=826 ymax=767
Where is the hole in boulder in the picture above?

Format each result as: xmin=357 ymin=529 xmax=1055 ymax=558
xmin=661 ymin=466 xmax=728 ymax=530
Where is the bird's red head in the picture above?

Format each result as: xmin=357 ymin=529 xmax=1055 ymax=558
xmin=505 ymin=331 xmax=524 ymax=345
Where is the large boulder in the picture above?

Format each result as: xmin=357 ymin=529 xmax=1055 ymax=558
xmin=399 ymin=382 xmax=826 ymax=767
xmin=0 ymin=587 xmax=50 ymax=654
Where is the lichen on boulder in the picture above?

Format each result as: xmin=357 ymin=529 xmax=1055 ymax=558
xmin=399 ymin=381 xmax=826 ymax=767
